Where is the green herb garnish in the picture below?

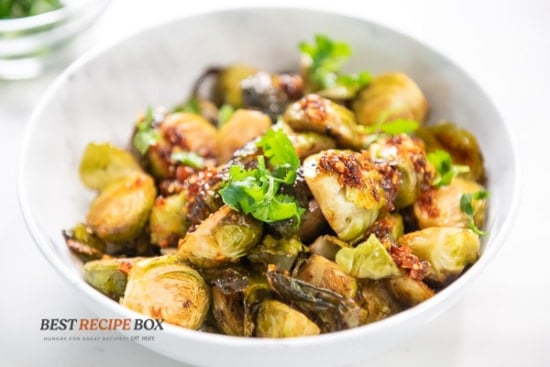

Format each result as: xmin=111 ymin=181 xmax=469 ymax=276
xmin=364 ymin=118 xmax=419 ymax=136
xmin=219 ymin=128 xmax=304 ymax=224
xmin=133 ymin=107 xmax=161 ymax=155
xmin=460 ymin=190 xmax=489 ymax=236
xmin=299 ymin=34 xmax=371 ymax=95
xmin=171 ymin=150 xmax=205 ymax=169
xmin=218 ymin=104 xmax=235 ymax=127
xmin=0 ymin=0 xmax=62 ymax=19
xmin=427 ymin=149 xmax=470 ymax=187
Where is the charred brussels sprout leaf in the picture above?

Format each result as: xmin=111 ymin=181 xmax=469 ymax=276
xmin=86 ymin=173 xmax=156 ymax=244
xmin=297 ymin=254 xmax=358 ymax=298
xmin=177 ymin=206 xmax=263 ymax=267
xmin=335 ymin=234 xmax=401 ymax=280
xmin=121 ymin=256 xmax=210 ymax=329
xmin=266 ymin=271 xmax=367 ymax=332
xmin=256 ymin=300 xmax=320 ymax=338
xmin=247 ymin=235 xmax=306 ymax=271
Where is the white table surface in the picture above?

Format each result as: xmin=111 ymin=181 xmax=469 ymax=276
xmin=1 ymin=0 xmax=549 ymax=366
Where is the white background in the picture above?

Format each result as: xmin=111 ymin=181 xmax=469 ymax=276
xmin=1 ymin=0 xmax=549 ymax=366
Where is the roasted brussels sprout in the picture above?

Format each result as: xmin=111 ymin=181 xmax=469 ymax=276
xmin=414 ymin=177 xmax=487 ymax=229
xmin=217 ymin=109 xmax=271 ymax=163
xmin=266 ymin=271 xmax=367 ymax=332
xmin=308 ymin=235 xmax=350 ymax=261
xmin=303 ymin=150 xmax=387 ymax=242
xmin=121 ymin=256 xmax=210 ymax=329
xmin=255 ymin=300 xmax=320 ymax=338
xmin=210 ymin=268 xmax=272 ymax=336
xmin=284 ymin=94 xmax=368 ymax=150
xmin=149 ymin=191 xmax=190 ymax=247
xmin=247 ymin=235 xmax=306 ymax=271
xmin=359 ymin=280 xmax=402 ymax=323
xmin=416 ymin=122 xmax=485 ymax=182
xmin=79 ymin=142 xmax=142 ymax=191
xmin=86 ymin=173 xmax=156 ymax=243
xmin=178 ymin=205 xmax=263 ymax=267
xmin=276 ymin=120 xmax=336 ymax=161
xmin=366 ymin=134 xmax=433 ymax=209
xmin=384 ymin=275 xmax=434 ymax=306
xmin=297 ymin=254 xmax=358 ymax=298
xmin=399 ymin=227 xmax=480 ymax=284
xmin=352 ymin=72 xmax=428 ymax=126
xmin=143 ymin=112 xmax=218 ymax=180
xmin=214 ymin=64 xmax=259 ymax=107
xmin=63 ymin=223 xmax=106 ymax=261
xmin=83 ymin=257 xmax=142 ymax=300
xmin=365 ymin=214 xmax=404 ymax=245
xmin=296 ymin=199 xmax=329 ymax=244
xmin=335 ymin=234 xmax=401 ymax=280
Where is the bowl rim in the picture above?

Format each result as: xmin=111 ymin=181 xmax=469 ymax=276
xmin=17 ymin=5 xmax=521 ymax=348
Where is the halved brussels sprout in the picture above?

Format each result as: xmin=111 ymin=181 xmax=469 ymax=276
xmin=177 ymin=205 xmax=263 ymax=267
xmin=335 ymin=234 xmax=401 ymax=280
xmin=384 ymin=275 xmax=434 ymax=307
xmin=303 ymin=150 xmax=386 ymax=242
xmin=247 ymin=235 xmax=306 ymax=272
xmin=399 ymin=227 xmax=480 ymax=284
xmin=255 ymin=300 xmax=320 ymax=338
xmin=365 ymin=214 xmax=404 ymax=245
xmin=144 ymin=112 xmax=218 ymax=180
xmin=414 ymin=177 xmax=487 ymax=229
xmin=149 ymin=191 xmax=190 ymax=247
xmin=283 ymin=94 xmax=367 ymax=150
xmin=266 ymin=271 xmax=367 ymax=332
xmin=79 ymin=142 xmax=142 ymax=191
xmin=359 ymin=280 xmax=402 ymax=323
xmin=308 ymin=235 xmax=350 ymax=261
xmin=416 ymin=122 xmax=485 ymax=182
xmin=121 ymin=256 xmax=210 ymax=330
xmin=86 ymin=173 xmax=156 ymax=243
xmin=366 ymin=134 xmax=433 ymax=209
xmin=84 ymin=257 xmax=142 ymax=300
xmin=63 ymin=223 xmax=106 ymax=261
xmin=352 ymin=72 xmax=428 ymax=126
xmin=214 ymin=63 xmax=259 ymax=107
xmin=217 ymin=109 xmax=272 ymax=164
xmin=297 ymin=254 xmax=358 ymax=298
xmin=210 ymin=268 xmax=272 ymax=336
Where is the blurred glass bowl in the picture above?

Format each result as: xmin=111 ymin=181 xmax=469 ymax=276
xmin=0 ymin=0 xmax=110 ymax=79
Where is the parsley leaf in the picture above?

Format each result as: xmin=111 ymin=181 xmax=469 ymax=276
xmin=219 ymin=128 xmax=304 ymax=224
xmin=364 ymin=118 xmax=419 ymax=136
xmin=218 ymin=104 xmax=235 ymax=127
xmin=427 ymin=149 xmax=470 ymax=187
xmin=299 ymin=34 xmax=371 ymax=96
xmin=133 ymin=107 xmax=161 ymax=155
xmin=170 ymin=150 xmax=205 ymax=169
xmin=460 ymin=190 xmax=489 ymax=236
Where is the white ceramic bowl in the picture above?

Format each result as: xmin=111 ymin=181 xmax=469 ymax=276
xmin=18 ymin=8 xmax=519 ymax=367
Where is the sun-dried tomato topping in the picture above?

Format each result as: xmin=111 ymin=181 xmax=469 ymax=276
xmin=390 ymin=244 xmax=430 ymax=281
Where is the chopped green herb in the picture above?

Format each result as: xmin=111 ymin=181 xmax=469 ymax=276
xmin=170 ymin=150 xmax=205 ymax=169
xmin=133 ymin=107 xmax=161 ymax=155
xmin=218 ymin=104 xmax=235 ymax=127
xmin=363 ymin=118 xmax=419 ymax=137
xmin=219 ymin=128 xmax=304 ymax=224
xmin=299 ymin=34 xmax=371 ymax=96
xmin=460 ymin=190 xmax=489 ymax=236
xmin=427 ymin=149 xmax=470 ymax=187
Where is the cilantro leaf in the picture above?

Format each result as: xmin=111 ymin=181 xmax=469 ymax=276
xmin=133 ymin=107 xmax=161 ymax=155
xmin=170 ymin=150 xmax=205 ymax=169
xmin=460 ymin=190 xmax=489 ymax=236
xmin=427 ymin=149 xmax=470 ymax=187
xmin=218 ymin=104 xmax=235 ymax=127
xmin=220 ymin=128 xmax=304 ymax=224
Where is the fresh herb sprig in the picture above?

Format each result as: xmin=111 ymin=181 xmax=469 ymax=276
xmin=133 ymin=107 xmax=161 ymax=155
xmin=220 ymin=128 xmax=304 ymax=224
xmin=299 ymin=34 xmax=371 ymax=97
xmin=460 ymin=190 xmax=489 ymax=236
xmin=170 ymin=150 xmax=205 ymax=169
xmin=427 ymin=149 xmax=470 ymax=187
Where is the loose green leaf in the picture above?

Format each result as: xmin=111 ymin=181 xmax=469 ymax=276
xmin=171 ymin=150 xmax=206 ymax=169
xmin=460 ymin=190 xmax=489 ymax=236
xmin=220 ymin=128 xmax=304 ymax=224
xmin=218 ymin=104 xmax=235 ymax=127
xmin=133 ymin=107 xmax=161 ymax=155
xmin=428 ymin=149 xmax=470 ymax=187
xmin=336 ymin=71 xmax=372 ymax=94
xmin=363 ymin=118 xmax=419 ymax=137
